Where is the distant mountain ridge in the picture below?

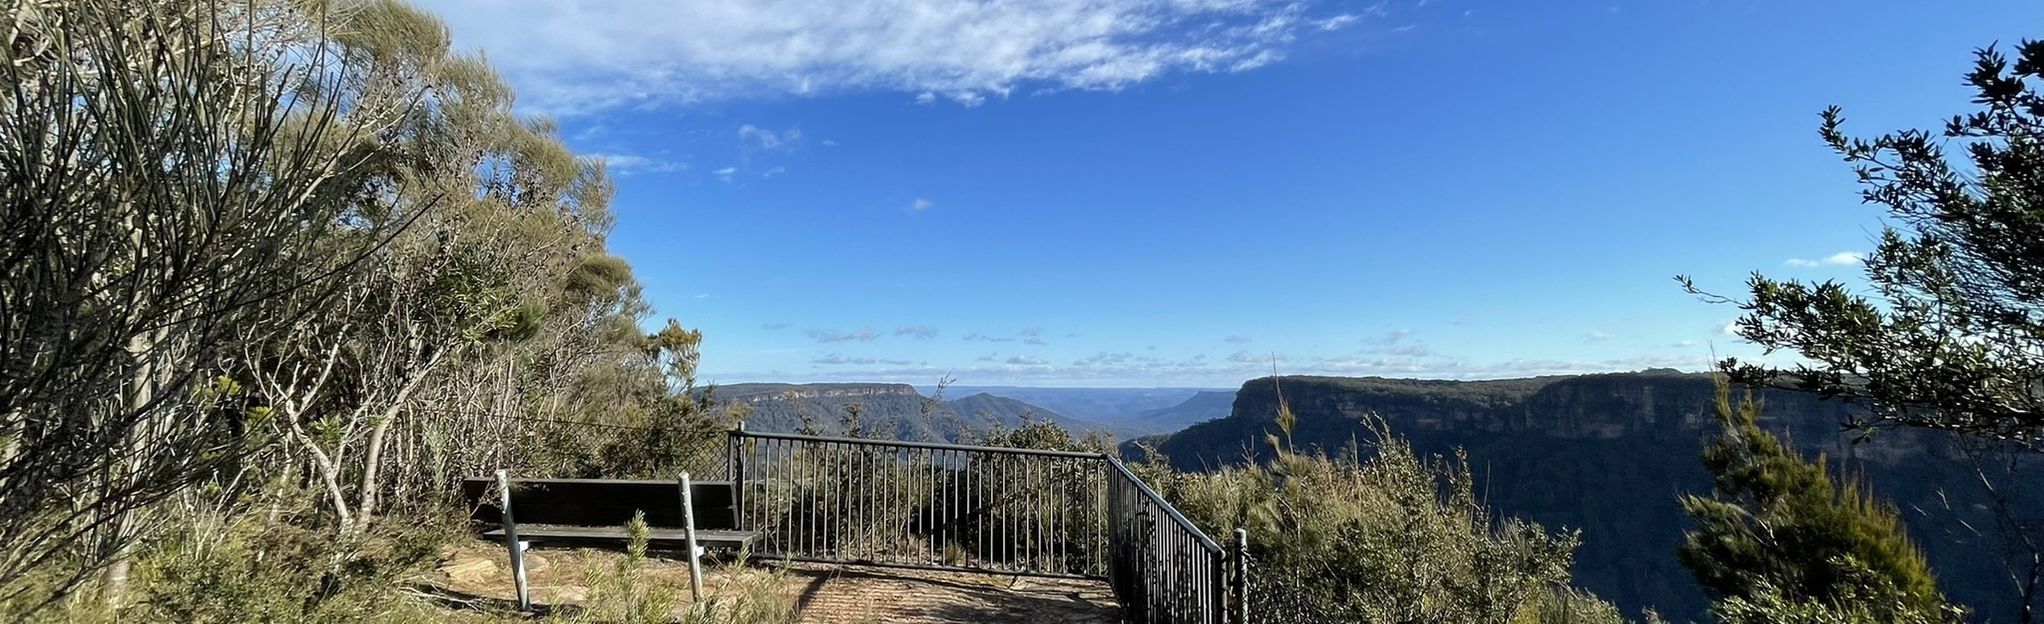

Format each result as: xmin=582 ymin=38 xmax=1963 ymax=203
xmin=714 ymin=382 xmax=1115 ymax=442
xmin=1130 ymin=390 xmax=1236 ymax=432
xmin=927 ymin=386 xmax=1228 ymax=436
xmin=1145 ymin=370 xmax=2041 ymax=622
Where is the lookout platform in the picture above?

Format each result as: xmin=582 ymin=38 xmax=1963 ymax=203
xmin=428 ymin=540 xmax=1121 ymax=623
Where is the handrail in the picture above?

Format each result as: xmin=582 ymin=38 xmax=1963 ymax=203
xmin=1105 ymin=455 xmax=1222 ymax=552
xmin=732 ymin=428 xmax=1108 ymax=459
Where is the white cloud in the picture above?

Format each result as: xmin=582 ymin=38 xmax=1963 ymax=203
xmin=1006 ymin=355 xmax=1049 ymax=366
xmin=1584 ymin=329 xmax=1614 ymax=343
xmin=739 ymin=124 xmax=801 ymax=151
xmin=1363 ymin=329 xmax=1413 ymax=345
xmin=806 ymin=327 xmax=879 ymax=343
xmin=418 ymin=0 xmax=1386 ymax=114
xmin=1074 ymin=352 xmax=1136 ymax=366
xmin=910 ymin=198 xmax=936 ymax=212
xmin=712 ymin=167 xmax=737 ymax=182
xmin=813 ymin=353 xmax=915 ymax=365
xmin=1785 ymin=251 xmax=1863 ymax=268
xmin=895 ymin=325 xmax=939 ymax=339
xmin=1224 ymin=335 xmax=1252 ymax=344
xmin=1019 ymin=326 xmax=1049 ymax=345
xmin=1360 ymin=328 xmax=1427 ymax=356
xmin=1671 ymin=340 xmax=1699 ymax=348
xmin=591 ymin=152 xmax=687 ymax=175
xmin=1313 ymin=14 xmax=1361 ymax=30
xmin=1718 ymin=320 xmax=1742 ymax=337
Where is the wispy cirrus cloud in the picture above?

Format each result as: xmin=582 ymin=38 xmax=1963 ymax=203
xmin=1019 ymin=327 xmax=1049 ymax=346
xmin=812 ymin=353 xmax=917 ymax=366
xmin=419 ymin=0 xmax=1395 ymax=114
xmin=806 ymin=327 xmax=879 ymax=343
xmin=1228 ymin=350 xmax=1284 ymax=364
xmin=591 ymin=152 xmax=688 ymax=175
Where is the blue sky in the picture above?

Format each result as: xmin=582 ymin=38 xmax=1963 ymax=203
xmin=420 ymin=0 xmax=2039 ymax=388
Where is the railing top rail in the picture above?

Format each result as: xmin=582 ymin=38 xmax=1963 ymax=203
xmin=731 ymin=428 xmax=1109 ymax=460
xmin=1105 ymin=455 xmax=1224 ymax=553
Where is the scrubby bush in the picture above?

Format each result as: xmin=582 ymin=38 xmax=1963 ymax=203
xmin=1157 ymin=411 xmax=1628 ymax=623
xmin=1679 ymin=380 xmax=1959 ymax=623
xmin=26 ymin=492 xmax=462 ymax=624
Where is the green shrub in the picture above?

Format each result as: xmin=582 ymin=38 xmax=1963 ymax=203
xmin=1679 ymin=380 xmax=1959 ymax=623
xmin=1166 ymin=416 xmax=1621 ymax=623
xmin=572 ymin=512 xmax=682 ymax=624
xmin=108 ymin=503 xmax=457 ymax=624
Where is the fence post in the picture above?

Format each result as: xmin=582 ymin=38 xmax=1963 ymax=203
xmin=730 ymin=423 xmax=747 ymax=531
xmin=494 ymin=469 xmax=530 ymax=611
xmin=1232 ymin=528 xmax=1249 ymax=624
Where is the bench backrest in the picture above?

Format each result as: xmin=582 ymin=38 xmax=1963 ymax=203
xmin=462 ymin=478 xmax=738 ymax=531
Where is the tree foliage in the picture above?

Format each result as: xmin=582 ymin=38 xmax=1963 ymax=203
xmin=1164 ymin=416 xmax=1619 ymax=624
xmin=1685 ymin=40 xmax=2044 ymax=446
xmin=1678 ymin=378 xmax=1956 ymax=623
xmin=0 ymin=0 xmax=720 ymax=614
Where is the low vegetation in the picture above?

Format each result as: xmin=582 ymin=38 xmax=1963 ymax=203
xmin=1146 ymin=394 xmax=1635 ymax=623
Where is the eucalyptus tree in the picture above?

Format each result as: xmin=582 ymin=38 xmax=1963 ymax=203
xmin=219 ymin=0 xmax=689 ymax=535
xmin=0 ymin=0 xmax=435 ymax=607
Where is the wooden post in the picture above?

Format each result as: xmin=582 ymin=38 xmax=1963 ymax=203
xmin=679 ymin=472 xmax=705 ymax=601
xmin=1232 ymin=528 xmax=1250 ymax=624
xmin=495 ymin=469 xmax=530 ymax=611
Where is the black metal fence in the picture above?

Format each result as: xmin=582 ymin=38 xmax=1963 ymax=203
xmin=726 ymin=429 xmax=1110 ymax=577
xmin=724 ymin=428 xmax=1240 ymax=623
xmin=1106 ymin=456 xmax=1228 ymax=624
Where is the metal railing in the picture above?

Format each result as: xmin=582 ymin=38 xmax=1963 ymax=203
xmin=1107 ymin=456 xmax=1228 ymax=624
xmin=727 ymin=429 xmax=1110 ymax=577
xmin=724 ymin=428 xmax=1241 ymax=623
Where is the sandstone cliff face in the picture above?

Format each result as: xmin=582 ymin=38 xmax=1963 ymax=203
xmin=1153 ymin=371 xmax=2022 ymax=622
xmin=1219 ymin=371 xmax=1916 ymax=461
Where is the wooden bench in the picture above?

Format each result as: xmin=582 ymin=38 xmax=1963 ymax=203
xmin=461 ymin=476 xmax=759 ymax=552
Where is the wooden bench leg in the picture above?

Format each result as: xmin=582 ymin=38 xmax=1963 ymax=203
xmin=679 ymin=472 xmax=703 ymax=601
xmin=496 ymin=469 xmax=530 ymax=611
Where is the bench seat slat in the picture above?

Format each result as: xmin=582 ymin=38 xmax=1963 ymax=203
xmin=484 ymin=524 xmax=758 ymax=549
